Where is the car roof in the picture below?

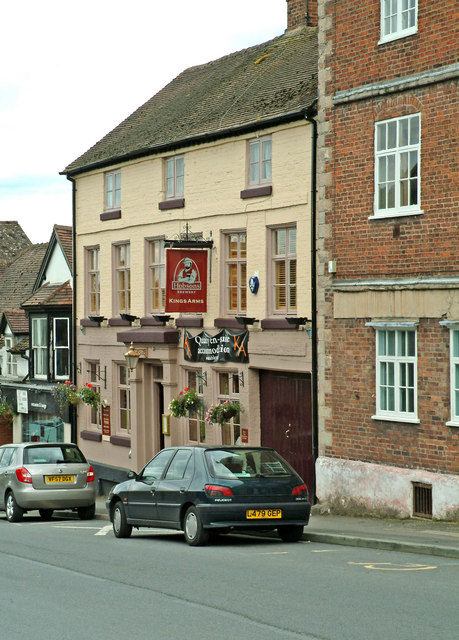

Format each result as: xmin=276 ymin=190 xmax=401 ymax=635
xmin=0 ymin=442 xmax=80 ymax=449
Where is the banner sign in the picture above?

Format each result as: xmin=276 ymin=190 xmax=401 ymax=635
xmin=184 ymin=329 xmax=249 ymax=363
xmin=165 ymin=249 xmax=207 ymax=313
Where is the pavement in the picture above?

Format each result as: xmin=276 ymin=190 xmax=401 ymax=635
xmin=96 ymin=497 xmax=459 ymax=559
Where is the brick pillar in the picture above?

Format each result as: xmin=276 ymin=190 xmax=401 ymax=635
xmin=286 ymin=0 xmax=318 ymax=29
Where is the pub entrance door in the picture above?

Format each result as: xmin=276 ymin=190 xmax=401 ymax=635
xmin=259 ymin=370 xmax=314 ymax=497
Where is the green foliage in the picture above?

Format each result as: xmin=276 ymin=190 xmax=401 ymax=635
xmin=168 ymin=388 xmax=202 ymax=418
xmin=205 ymin=400 xmax=243 ymax=426
xmin=53 ymin=381 xmax=101 ymax=412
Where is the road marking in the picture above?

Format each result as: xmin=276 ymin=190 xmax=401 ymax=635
xmin=348 ymin=561 xmax=437 ymax=571
xmin=95 ymin=525 xmax=113 ymax=536
xmin=312 ymin=549 xmax=336 ymax=553
xmin=54 ymin=525 xmax=102 ymax=530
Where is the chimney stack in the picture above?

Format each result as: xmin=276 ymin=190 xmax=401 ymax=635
xmin=286 ymin=0 xmax=318 ymax=30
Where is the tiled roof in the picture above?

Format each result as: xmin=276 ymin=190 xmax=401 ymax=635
xmin=63 ymin=27 xmax=318 ymax=175
xmin=21 ymin=281 xmax=72 ymax=309
xmin=0 ymin=243 xmax=48 ymax=312
xmin=0 ymin=221 xmax=32 ymax=277
xmin=54 ymin=225 xmax=73 ymax=271
xmin=3 ymin=309 xmax=28 ymax=334
xmin=9 ymin=336 xmax=29 ymax=354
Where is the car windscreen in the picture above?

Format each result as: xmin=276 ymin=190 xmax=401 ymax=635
xmin=23 ymin=445 xmax=87 ymax=465
xmin=205 ymin=449 xmax=294 ymax=479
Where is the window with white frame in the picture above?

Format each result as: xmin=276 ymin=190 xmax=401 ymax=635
xmin=53 ymin=318 xmax=70 ymax=379
xmin=32 ymin=317 xmax=48 ymax=378
xmin=271 ymin=226 xmax=297 ymax=314
xmin=86 ymin=247 xmax=100 ymax=316
xmin=147 ymin=238 xmax=166 ymax=313
xmin=218 ymin=371 xmax=241 ymax=445
xmin=375 ymin=114 xmax=421 ymax=217
xmin=249 ymin=136 xmax=272 ymax=186
xmin=380 ymin=0 xmax=417 ymax=43
xmin=118 ymin=364 xmax=131 ymax=433
xmin=450 ymin=329 xmax=459 ymax=425
xmin=105 ymin=170 xmax=121 ymax=210
xmin=375 ymin=327 xmax=417 ymax=420
xmin=187 ymin=370 xmax=205 ymax=443
xmin=224 ymin=232 xmax=247 ymax=314
xmin=114 ymin=243 xmax=130 ymax=314
xmin=5 ymin=337 xmax=17 ymax=376
xmin=87 ymin=361 xmax=101 ymax=428
xmin=165 ymin=155 xmax=184 ymax=199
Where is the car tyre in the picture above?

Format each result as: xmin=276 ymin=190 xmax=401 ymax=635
xmin=39 ymin=509 xmax=54 ymax=520
xmin=112 ymin=501 xmax=132 ymax=538
xmin=77 ymin=503 xmax=96 ymax=520
xmin=183 ymin=506 xmax=209 ymax=546
xmin=5 ymin=491 xmax=24 ymax=523
xmin=277 ymin=525 xmax=304 ymax=542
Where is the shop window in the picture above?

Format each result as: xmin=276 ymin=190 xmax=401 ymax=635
xmin=187 ymin=370 xmax=205 ymax=443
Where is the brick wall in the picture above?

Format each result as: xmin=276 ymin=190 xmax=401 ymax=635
xmin=287 ymin=0 xmax=318 ymax=29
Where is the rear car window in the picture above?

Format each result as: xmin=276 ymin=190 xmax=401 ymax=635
xmin=205 ymin=449 xmax=294 ymax=479
xmin=23 ymin=445 xmax=87 ymax=465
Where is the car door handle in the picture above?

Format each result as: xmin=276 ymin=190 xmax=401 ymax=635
xmin=150 ymin=488 xmax=156 ymax=494
xmin=180 ymin=488 xmax=186 ymax=493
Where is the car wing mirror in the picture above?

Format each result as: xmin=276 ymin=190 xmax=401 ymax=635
xmin=127 ymin=470 xmax=138 ymax=480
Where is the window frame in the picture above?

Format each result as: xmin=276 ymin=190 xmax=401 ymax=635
xmin=85 ymin=246 xmax=100 ymax=316
xmin=53 ymin=317 xmax=70 ymax=380
xmin=248 ymin=135 xmax=272 ymax=187
xmin=113 ymin=242 xmax=131 ymax=315
xmin=370 ymin=324 xmax=419 ymax=423
xmin=447 ymin=328 xmax=459 ymax=427
xmin=105 ymin=169 xmax=121 ymax=211
xmin=379 ymin=0 xmax=418 ymax=44
xmin=146 ymin=237 xmax=166 ymax=314
xmin=31 ymin=316 xmax=48 ymax=379
xmin=217 ymin=370 xmax=241 ymax=446
xmin=165 ymin=155 xmax=184 ymax=199
xmin=373 ymin=113 xmax=422 ymax=219
xmin=223 ymin=231 xmax=247 ymax=315
xmin=270 ymin=225 xmax=297 ymax=315
xmin=117 ymin=363 xmax=131 ymax=434
xmin=5 ymin=337 xmax=17 ymax=377
xmin=185 ymin=369 xmax=206 ymax=444
xmin=86 ymin=360 xmax=102 ymax=429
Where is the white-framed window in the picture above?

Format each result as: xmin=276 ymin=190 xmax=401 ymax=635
xmin=87 ymin=361 xmax=101 ymax=428
xmin=118 ymin=364 xmax=131 ymax=433
xmin=114 ymin=243 xmax=130 ymax=314
xmin=380 ymin=0 xmax=417 ymax=43
xmin=86 ymin=247 xmax=100 ymax=316
xmin=249 ymin=136 xmax=272 ymax=186
xmin=53 ymin=317 xmax=70 ymax=379
xmin=371 ymin=325 xmax=418 ymax=421
xmin=105 ymin=169 xmax=121 ymax=210
xmin=147 ymin=238 xmax=166 ymax=313
xmin=166 ymin=155 xmax=184 ymax=199
xmin=186 ymin=369 xmax=205 ymax=444
xmin=224 ymin=232 xmax=247 ymax=314
xmin=218 ymin=371 xmax=241 ymax=446
xmin=271 ymin=225 xmax=297 ymax=314
xmin=375 ymin=114 xmax=421 ymax=217
xmin=32 ymin=317 xmax=48 ymax=378
xmin=5 ymin=337 xmax=17 ymax=376
xmin=451 ymin=330 xmax=459 ymax=425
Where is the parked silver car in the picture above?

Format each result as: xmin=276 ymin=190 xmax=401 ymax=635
xmin=0 ymin=442 xmax=96 ymax=522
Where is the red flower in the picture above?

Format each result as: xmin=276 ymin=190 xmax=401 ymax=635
xmin=86 ymin=383 xmax=93 ymax=388
xmin=179 ymin=391 xmax=183 ymax=395
xmin=184 ymin=387 xmax=190 ymax=392
xmin=65 ymin=381 xmax=71 ymax=385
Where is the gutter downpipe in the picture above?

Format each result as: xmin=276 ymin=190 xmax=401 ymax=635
xmin=305 ymin=104 xmax=318 ymax=502
xmin=67 ymin=175 xmax=78 ymax=444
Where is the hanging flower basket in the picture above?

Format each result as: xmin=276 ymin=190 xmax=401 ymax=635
xmin=0 ymin=395 xmax=13 ymax=431
xmin=205 ymin=400 xmax=243 ymax=426
xmin=53 ymin=381 xmax=101 ymax=413
xmin=168 ymin=388 xmax=202 ymax=418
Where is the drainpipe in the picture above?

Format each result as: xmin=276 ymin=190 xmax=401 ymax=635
xmin=305 ymin=104 xmax=318 ymax=502
xmin=67 ymin=175 xmax=77 ymax=444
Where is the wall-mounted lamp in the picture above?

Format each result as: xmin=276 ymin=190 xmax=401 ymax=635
xmin=88 ymin=315 xmax=106 ymax=324
xmin=238 ymin=371 xmax=245 ymax=388
xmin=86 ymin=365 xmax=107 ymax=389
xmin=124 ymin=342 xmax=148 ymax=371
xmin=235 ymin=317 xmax=258 ymax=326
xmin=285 ymin=317 xmax=309 ymax=326
xmin=152 ymin=315 xmax=171 ymax=325
xmin=120 ymin=313 xmax=139 ymax=324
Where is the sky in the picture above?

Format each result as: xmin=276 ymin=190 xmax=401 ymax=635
xmin=0 ymin=1 xmax=287 ymax=244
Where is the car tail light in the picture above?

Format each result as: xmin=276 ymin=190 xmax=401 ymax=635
xmin=86 ymin=466 xmax=95 ymax=483
xmin=205 ymin=484 xmax=233 ymax=497
xmin=16 ymin=467 xmax=33 ymax=484
xmin=292 ymin=483 xmax=308 ymax=497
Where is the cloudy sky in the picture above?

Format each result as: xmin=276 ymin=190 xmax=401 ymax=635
xmin=0 ymin=0 xmax=287 ymax=244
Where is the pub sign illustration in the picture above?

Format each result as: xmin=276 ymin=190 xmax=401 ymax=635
xmin=165 ymin=249 xmax=207 ymax=313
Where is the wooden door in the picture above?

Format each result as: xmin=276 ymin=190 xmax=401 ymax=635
xmin=260 ymin=370 xmax=314 ymax=496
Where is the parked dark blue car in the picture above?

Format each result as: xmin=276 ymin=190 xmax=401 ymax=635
xmin=106 ymin=446 xmax=311 ymax=546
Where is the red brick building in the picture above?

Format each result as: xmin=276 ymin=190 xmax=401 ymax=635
xmin=316 ymin=1 xmax=459 ymax=518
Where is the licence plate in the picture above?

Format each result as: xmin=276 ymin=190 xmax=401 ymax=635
xmin=45 ymin=475 xmax=74 ymax=484
xmin=246 ymin=508 xmax=282 ymax=519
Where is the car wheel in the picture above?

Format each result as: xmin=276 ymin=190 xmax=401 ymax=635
xmin=183 ymin=506 xmax=209 ymax=546
xmin=277 ymin=525 xmax=304 ymax=542
xmin=5 ymin=492 xmax=24 ymax=523
xmin=39 ymin=509 xmax=54 ymax=520
xmin=112 ymin=501 xmax=132 ymax=538
xmin=77 ymin=504 xmax=96 ymax=520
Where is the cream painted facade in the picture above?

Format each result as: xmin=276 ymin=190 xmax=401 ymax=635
xmin=73 ymin=121 xmax=315 ymax=488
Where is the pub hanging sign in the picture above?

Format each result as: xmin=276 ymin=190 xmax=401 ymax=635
xmin=184 ymin=329 xmax=249 ymax=363
xmin=165 ymin=249 xmax=207 ymax=313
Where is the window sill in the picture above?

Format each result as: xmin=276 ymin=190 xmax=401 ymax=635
xmin=446 ymin=421 xmax=459 ymax=428
xmin=100 ymin=209 xmax=121 ymax=221
xmin=158 ymin=198 xmax=185 ymax=210
xmin=378 ymin=29 xmax=417 ymax=46
xmin=214 ymin=317 xmax=244 ymax=329
xmin=80 ymin=318 xmax=103 ymax=327
xmin=260 ymin=318 xmax=299 ymax=329
xmin=369 ymin=209 xmax=423 ymax=221
xmin=80 ymin=430 xmax=102 ymax=442
xmin=110 ymin=435 xmax=131 ymax=447
xmin=176 ymin=316 xmax=203 ymax=328
xmin=372 ymin=414 xmax=420 ymax=424
xmin=240 ymin=185 xmax=272 ymax=199
xmin=108 ymin=317 xmax=132 ymax=327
